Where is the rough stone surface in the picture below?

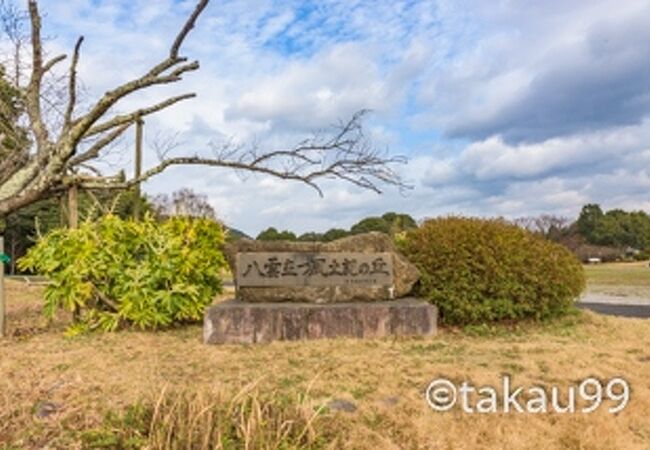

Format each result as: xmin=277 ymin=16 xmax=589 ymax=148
xmin=380 ymin=396 xmax=400 ymax=407
xmin=203 ymin=298 xmax=437 ymax=344
xmin=34 ymin=401 xmax=61 ymax=419
xmin=225 ymin=232 xmax=420 ymax=303
xmin=326 ymin=399 xmax=357 ymax=412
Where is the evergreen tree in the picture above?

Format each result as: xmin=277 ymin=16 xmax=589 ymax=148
xmin=256 ymin=227 xmax=297 ymax=241
xmin=576 ymin=204 xmax=650 ymax=249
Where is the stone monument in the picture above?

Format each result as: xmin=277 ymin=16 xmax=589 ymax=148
xmin=203 ymin=232 xmax=437 ymax=344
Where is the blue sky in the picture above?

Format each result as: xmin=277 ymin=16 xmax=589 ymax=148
xmin=19 ymin=0 xmax=650 ymax=235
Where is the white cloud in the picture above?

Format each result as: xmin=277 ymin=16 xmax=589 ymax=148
xmin=5 ymin=0 xmax=649 ymax=235
xmin=416 ymin=0 xmax=650 ymax=143
xmin=458 ymin=120 xmax=650 ymax=181
xmin=225 ymin=43 xmax=393 ymax=131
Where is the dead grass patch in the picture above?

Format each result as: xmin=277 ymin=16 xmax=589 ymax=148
xmin=1 ymin=279 xmax=649 ymax=449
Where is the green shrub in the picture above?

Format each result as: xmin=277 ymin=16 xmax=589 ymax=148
xmin=400 ymin=217 xmax=586 ymax=325
xmin=633 ymin=249 xmax=650 ymax=261
xmin=18 ymin=214 xmax=227 ymax=333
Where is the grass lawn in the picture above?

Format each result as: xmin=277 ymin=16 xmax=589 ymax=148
xmin=584 ymin=260 xmax=650 ymax=297
xmin=1 ymin=266 xmax=649 ymax=449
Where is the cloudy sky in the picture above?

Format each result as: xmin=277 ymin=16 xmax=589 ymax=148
xmin=29 ymin=0 xmax=650 ymax=235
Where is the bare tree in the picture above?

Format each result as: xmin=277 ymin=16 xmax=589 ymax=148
xmin=150 ymin=188 xmax=217 ymax=220
xmin=0 ymin=0 xmax=28 ymax=86
xmin=513 ymin=214 xmax=571 ymax=240
xmin=0 ymin=0 xmax=407 ymax=221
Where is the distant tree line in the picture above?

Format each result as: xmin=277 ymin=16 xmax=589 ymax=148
xmin=257 ymin=205 xmax=650 ymax=262
xmin=255 ymin=212 xmax=417 ymax=242
xmin=575 ymin=204 xmax=650 ymax=249
xmin=6 ymin=195 xmax=650 ymax=274
xmin=514 ymin=204 xmax=650 ymax=262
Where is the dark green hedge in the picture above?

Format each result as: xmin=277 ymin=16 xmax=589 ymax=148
xmin=400 ymin=217 xmax=586 ymax=325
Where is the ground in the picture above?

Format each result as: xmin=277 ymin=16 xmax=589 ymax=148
xmin=584 ymin=260 xmax=650 ymax=298
xmin=1 ymin=263 xmax=649 ymax=449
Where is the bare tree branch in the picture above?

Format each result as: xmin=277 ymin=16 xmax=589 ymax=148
xmin=25 ymin=0 xmax=49 ymax=150
xmin=69 ymin=122 xmax=132 ymax=166
xmin=42 ymin=53 xmax=66 ymax=74
xmin=0 ymin=0 xmax=409 ymax=220
xmin=62 ymin=172 xmax=124 ymax=190
xmin=65 ymin=0 xmax=206 ymax=145
xmin=63 ymin=36 xmax=83 ymax=129
xmin=92 ymin=284 xmax=119 ymax=311
xmin=67 ymin=62 xmax=199 ymax=144
xmin=0 ymin=0 xmax=29 ymax=86
xmin=70 ymin=112 xmax=410 ymax=197
xmin=149 ymin=130 xmax=183 ymax=160
xmin=136 ymin=156 xmax=326 ymax=195
xmin=85 ymin=93 xmax=195 ymax=137
xmin=76 ymin=163 xmax=103 ymax=177
xmin=170 ymin=0 xmax=209 ymax=58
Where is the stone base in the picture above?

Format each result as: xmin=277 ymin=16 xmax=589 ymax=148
xmin=203 ymin=298 xmax=437 ymax=344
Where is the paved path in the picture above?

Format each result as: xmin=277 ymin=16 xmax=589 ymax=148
xmin=578 ymin=292 xmax=650 ymax=318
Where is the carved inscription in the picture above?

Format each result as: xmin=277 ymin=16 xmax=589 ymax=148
xmin=236 ymin=252 xmax=394 ymax=287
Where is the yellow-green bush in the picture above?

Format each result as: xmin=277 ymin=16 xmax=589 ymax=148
xmin=19 ymin=214 xmax=227 ymax=334
xmin=400 ymin=217 xmax=586 ymax=325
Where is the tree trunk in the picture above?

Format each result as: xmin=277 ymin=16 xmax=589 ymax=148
xmin=9 ymin=237 xmax=16 ymax=275
xmin=133 ymin=118 xmax=144 ymax=221
xmin=68 ymin=185 xmax=78 ymax=229
xmin=59 ymin=194 xmax=67 ymax=227
xmin=68 ymin=186 xmax=80 ymax=321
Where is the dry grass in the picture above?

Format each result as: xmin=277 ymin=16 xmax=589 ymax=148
xmin=1 ymin=279 xmax=650 ymax=449
xmin=585 ymin=260 xmax=650 ymax=297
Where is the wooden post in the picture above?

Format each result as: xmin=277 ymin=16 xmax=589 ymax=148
xmin=1 ymin=236 xmax=6 ymax=337
xmin=60 ymin=193 xmax=68 ymax=227
xmin=133 ymin=118 xmax=144 ymax=221
xmin=9 ymin=237 xmax=16 ymax=275
xmin=68 ymin=184 xmax=79 ymax=229
xmin=68 ymin=186 xmax=79 ymax=321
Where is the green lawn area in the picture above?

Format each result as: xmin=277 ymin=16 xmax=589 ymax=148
xmin=584 ymin=260 xmax=650 ymax=297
